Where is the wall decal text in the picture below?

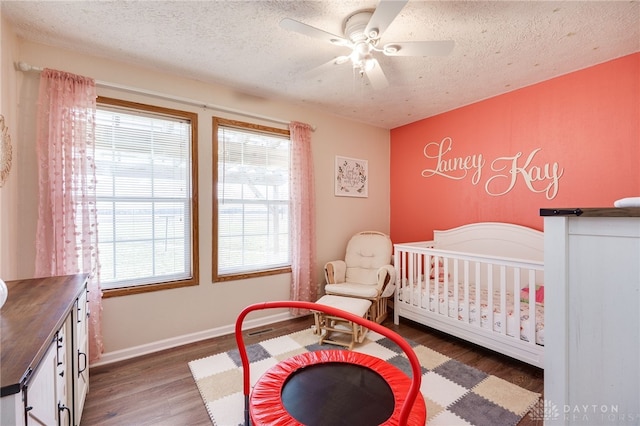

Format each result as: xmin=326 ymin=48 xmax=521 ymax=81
xmin=421 ymin=137 xmax=564 ymax=199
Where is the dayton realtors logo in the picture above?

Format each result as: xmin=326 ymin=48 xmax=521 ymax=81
xmin=420 ymin=137 xmax=564 ymax=200
xmin=530 ymin=399 xmax=639 ymax=423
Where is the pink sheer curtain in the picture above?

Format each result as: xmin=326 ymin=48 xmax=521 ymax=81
xmin=35 ymin=69 xmax=103 ymax=362
xmin=289 ymin=121 xmax=317 ymax=316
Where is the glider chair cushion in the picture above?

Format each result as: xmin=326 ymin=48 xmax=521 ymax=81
xmin=324 ymin=231 xmax=396 ymax=323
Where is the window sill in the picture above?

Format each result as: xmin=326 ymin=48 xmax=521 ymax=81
xmin=102 ymin=279 xmax=198 ymax=298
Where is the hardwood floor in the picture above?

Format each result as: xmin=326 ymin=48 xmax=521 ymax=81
xmin=81 ymin=314 xmax=543 ymax=425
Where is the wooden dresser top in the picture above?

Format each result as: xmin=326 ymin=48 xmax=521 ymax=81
xmin=540 ymin=207 xmax=640 ymax=217
xmin=1 ymin=274 xmax=87 ymax=397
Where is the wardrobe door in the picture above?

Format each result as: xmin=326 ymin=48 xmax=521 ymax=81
xmin=73 ymin=288 xmax=90 ymax=425
xmin=25 ymin=343 xmax=57 ymax=426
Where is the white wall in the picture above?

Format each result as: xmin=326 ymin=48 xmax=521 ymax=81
xmin=0 ymin=30 xmax=391 ymax=363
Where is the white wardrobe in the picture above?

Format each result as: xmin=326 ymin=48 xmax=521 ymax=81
xmin=543 ymin=208 xmax=640 ymax=425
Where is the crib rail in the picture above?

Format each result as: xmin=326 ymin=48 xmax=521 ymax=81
xmin=394 ymin=241 xmax=544 ymax=348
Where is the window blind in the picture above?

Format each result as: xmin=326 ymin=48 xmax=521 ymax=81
xmin=95 ymin=106 xmax=193 ymax=288
xmin=217 ymin=124 xmax=291 ymax=275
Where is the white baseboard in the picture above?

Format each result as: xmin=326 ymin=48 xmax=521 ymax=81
xmin=90 ymin=311 xmax=294 ymax=367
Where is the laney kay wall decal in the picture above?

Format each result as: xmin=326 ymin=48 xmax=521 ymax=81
xmin=420 ymin=137 xmax=564 ymax=200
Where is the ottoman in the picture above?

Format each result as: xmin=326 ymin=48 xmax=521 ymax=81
xmin=313 ymin=295 xmax=372 ymax=350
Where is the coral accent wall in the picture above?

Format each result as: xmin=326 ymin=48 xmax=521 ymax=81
xmin=390 ymin=53 xmax=640 ymax=243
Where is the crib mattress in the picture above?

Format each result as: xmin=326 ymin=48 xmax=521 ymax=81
xmin=399 ymin=283 xmax=544 ymax=345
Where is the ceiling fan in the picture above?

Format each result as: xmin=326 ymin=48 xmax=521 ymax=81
xmin=279 ymin=0 xmax=454 ymax=90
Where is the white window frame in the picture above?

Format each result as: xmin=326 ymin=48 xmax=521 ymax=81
xmin=213 ymin=117 xmax=291 ymax=281
xmin=95 ymin=97 xmax=199 ymax=296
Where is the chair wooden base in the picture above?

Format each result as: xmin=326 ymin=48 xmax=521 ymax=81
xmin=369 ymin=297 xmax=389 ymax=324
xmin=313 ymin=295 xmax=372 ymax=350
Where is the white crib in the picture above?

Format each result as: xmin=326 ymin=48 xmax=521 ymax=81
xmin=393 ymin=222 xmax=544 ymax=368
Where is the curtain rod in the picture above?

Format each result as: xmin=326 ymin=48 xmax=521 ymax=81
xmin=15 ymin=61 xmax=315 ymax=130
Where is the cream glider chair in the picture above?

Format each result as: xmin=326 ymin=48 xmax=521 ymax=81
xmin=324 ymin=231 xmax=396 ymax=324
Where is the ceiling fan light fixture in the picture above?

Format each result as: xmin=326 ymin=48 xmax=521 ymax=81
xmin=349 ymin=41 xmax=375 ymax=75
xmin=354 ymin=41 xmax=371 ymax=55
xmin=351 ymin=56 xmax=375 ymax=77
xmin=364 ymin=57 xmax=376 ymax=72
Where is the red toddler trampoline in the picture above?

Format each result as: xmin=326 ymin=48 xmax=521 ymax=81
xmin=235 ymin=301 xmax=427 ymax=425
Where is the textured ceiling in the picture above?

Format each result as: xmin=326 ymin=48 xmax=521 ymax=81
xmin=2 ymin=1 xmax=639 ymax=129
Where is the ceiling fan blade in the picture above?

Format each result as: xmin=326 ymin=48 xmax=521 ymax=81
xmin=305 ymin=56 xmax=350 ymax=78
xmin=383 ymin=40 xmax=455 ymax=57
xmin=365 ymin=59 xmax=389 ymax=90
xmin=280 ymin=18 xmax=351 ymax=46
xmin=364 ymin=0 xmax=409 ymax=40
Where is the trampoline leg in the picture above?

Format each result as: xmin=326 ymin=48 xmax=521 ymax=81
xmin=244 ymin=395 xmax=250 ymax=426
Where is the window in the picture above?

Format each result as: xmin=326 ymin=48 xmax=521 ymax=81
xmin=213 ymin=118 xmax=291 ymax=280
xmin=95 ymin=97 xmax=198 ymax=296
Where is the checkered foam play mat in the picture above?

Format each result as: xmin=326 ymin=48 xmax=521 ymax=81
xmin=188 ymin=328 xmax=540 ymax=425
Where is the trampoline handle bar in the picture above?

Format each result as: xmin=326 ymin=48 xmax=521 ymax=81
xmin=235 ymin=300 xmax=423 ymax=426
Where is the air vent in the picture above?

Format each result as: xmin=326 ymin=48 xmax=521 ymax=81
xmin=247 ymin=328 xmax=274 ymax=337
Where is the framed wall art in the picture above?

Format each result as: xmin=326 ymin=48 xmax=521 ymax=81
xmin=335 ymin=155 xmax=368 ymax=198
